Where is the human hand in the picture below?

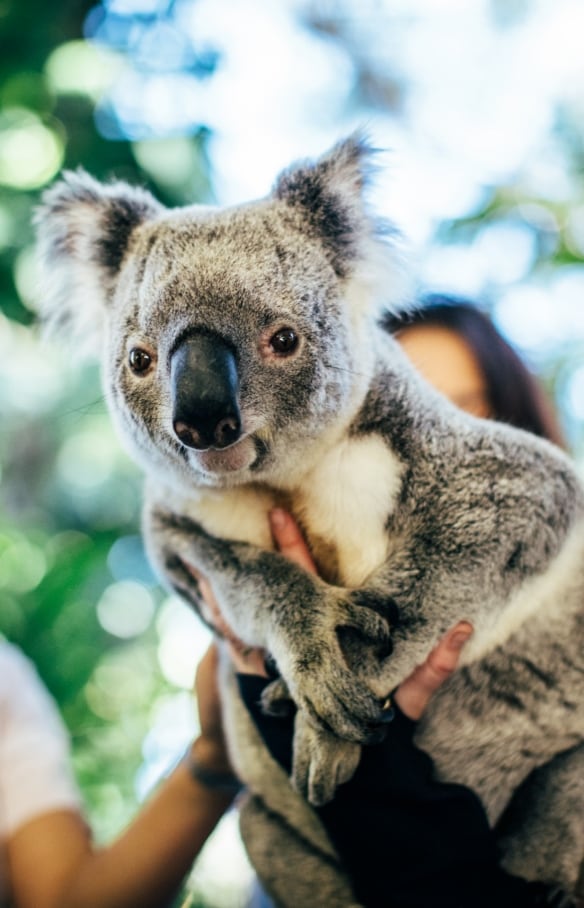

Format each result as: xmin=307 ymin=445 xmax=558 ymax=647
xmin=192 ymin=643 xmax=233 ymax=773
xmin=196 ymin=575 xmax=267 ymax=675
xmin=393 ymin=622 xmax=473 ymax=720
xmin=267 ymin=509 xmax=473 ymax=721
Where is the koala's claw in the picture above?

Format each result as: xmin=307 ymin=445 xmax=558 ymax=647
xmin=292 ymin=713 xmax=362 ymax=806
xmin=342 ymin=599 xmax=392 ymax=645
xmin=261 ymin=678 xmax=295 ymax=717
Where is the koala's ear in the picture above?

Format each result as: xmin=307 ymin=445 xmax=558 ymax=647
xmin=34 ymin=169 xmax=162 ymax=345
xmin=272 ymin=132 xmax=379 ymax=277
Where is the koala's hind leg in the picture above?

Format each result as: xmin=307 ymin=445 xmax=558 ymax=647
xmin=496 ymin=744 xmax=584 ymax=898
xmin=291 ymin=711 xmax=361 ymax=806
xmin=239 ymin=793 xmax=360 ymax=908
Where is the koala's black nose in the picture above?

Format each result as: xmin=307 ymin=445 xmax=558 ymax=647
xmin=170 ymin=331 xmax=241 ymax=451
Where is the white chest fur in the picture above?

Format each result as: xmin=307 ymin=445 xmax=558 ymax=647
xmin=165 ymin=434 xmax=404 ymax=589
xmin=294 ymin=435 xmax=404 ymax=587
xmin=169 ymin=483 xmax=277 ymax=549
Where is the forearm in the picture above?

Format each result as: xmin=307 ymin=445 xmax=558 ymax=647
xmin=63 ymin=751 xmax=234 ymax=908
xmin=10 ymin=739 xmax=238 ymax=908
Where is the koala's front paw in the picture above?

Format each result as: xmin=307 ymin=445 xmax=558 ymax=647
xmin=261 ymin=677 xmax=296 ymax=717
xmin=292 ymin=712 xmax=361 ymax=806
xmin=271 ymin=595 xmax=395 ymax=744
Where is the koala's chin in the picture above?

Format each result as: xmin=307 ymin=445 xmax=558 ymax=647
xmin=193 ymin=435 xmax=258 ymax=480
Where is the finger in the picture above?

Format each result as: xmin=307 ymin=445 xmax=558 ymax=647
xmin=269 ymin=508 xmax=318 ymax=575
xmin=197 ymin=576 xmax=226 ymax=630
xmin=194 ymin=642 xmax=219 ymax=696
xmin=226 ymin=641 xmax=268 ymax=676
xmin=394 ymin=621 xmax=473 ymax=721
xmin=194 ymin=643 xmax=223 ymax=739
xmin=425 ymin=621 xmax=474 ymax=679
xmin=197 ymin=578 xmax=253 ymax=662
xmin=183 ymin=560 xmax=202 ymax=581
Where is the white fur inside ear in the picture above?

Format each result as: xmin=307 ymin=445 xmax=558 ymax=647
xmin=34 ymin=171 xmax=161 ymax=358
xmin=35 ymin=225 xmax=110 ymax=357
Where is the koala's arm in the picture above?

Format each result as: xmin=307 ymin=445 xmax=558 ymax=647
xmin=145 ymin=504 xmax=400 ymax=744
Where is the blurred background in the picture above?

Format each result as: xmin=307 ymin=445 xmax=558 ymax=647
xmin=1 ymin=0 xmax=583 ymax=904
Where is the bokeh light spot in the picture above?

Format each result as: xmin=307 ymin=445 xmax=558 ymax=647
xmin=0 ymin=109 xmax=64 ymax=190
xmin=97 ymin=580 xmax=156 ymax=638
xmin=156 ymin=596 xmax=212 ymax=688
xmin=0 ymin=535 xmax=47 ymax=593
xmin=45 ymin=40 xmax=122 ymax=99
xmin=566 ymin=365 xmax=584 ymax=421
xmin=57 ymin=424 xmax=118 ymax=491
xmin=132 ymin=136 xmax=200 ymax=188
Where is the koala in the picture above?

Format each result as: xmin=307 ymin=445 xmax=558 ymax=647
xmin=35 ymin=135 xmax=584 ymax=906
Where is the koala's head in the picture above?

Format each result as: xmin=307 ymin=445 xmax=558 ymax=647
xmin=35 ymin=135 xmax=403 ymax=490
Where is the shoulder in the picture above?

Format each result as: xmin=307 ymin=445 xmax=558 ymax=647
xmin=0 ymin=640 xmax=68 ymax=741
xmin=0 ymin=641 xmax=82 ymax=838
xmin=0 ymin=640 xmax=43 ymax=699
xmin=0 ymin=639 xmax=37 ymax=679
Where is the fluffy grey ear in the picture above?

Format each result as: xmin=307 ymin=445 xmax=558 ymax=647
xmin=273 ymin=132 xmax=380 ymax=277
xmin=34 ymin=170 xmax=162 ymax=347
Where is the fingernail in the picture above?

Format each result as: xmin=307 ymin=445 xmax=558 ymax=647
xmin=269 ymin=508 xmax=286 ymax=529
xmin=451 ymin=629 xmax=473 ymax=649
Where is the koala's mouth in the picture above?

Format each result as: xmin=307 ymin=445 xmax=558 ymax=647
xmin=192 ymin=435 xmax=260 ymax=475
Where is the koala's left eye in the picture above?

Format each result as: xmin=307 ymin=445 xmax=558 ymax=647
xmin=269 ymin=327 xmax=298 ymax=356
xmin=129 ymin=348 xmax=153 ymax=374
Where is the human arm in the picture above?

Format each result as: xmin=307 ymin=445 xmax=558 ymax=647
xmin=7 ymin=645 xmax=236 ymax=908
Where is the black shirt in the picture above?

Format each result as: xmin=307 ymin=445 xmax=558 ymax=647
xmin=238 ymin=674 xmax=554 ymax=908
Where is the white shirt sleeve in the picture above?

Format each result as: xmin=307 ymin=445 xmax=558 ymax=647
xmin=0 ymin=641 xmax=83 ymax=839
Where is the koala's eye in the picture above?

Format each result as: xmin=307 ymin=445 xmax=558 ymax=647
xmin=128 ymin=348 xmax=152 ymax=374
xmin=269 ymin=327 xmax=298 ymax=356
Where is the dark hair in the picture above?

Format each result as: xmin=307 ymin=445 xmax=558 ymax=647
xmin=382 ymin=294 xmax=564 ymax=447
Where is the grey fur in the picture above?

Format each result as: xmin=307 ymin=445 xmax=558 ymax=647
xmin=35 ymin=135 xmax=584 ymax=904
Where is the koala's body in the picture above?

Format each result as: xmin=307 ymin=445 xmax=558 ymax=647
xmin=36 ymin=136 xmax=584 ymax=906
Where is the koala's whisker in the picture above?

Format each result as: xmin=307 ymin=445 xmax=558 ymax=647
xmin=56 ymin=395 xmax=109 ymax=421
xmin=323 ymin=362 xmax=370 ymax=380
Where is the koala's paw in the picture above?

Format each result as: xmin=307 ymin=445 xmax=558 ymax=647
xmin=291 ymin=713 xmax=361 ymax=806
xmin=528 ymin=884 xmax=579 ymax=907
xmin=273 ymin=595 xmax=395 ymax=744
xmin=261 ymin=678 xmax=296 ymax=718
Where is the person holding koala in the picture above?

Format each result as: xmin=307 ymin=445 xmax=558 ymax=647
xmin=383 ymin=294 xmax=564 ymax=448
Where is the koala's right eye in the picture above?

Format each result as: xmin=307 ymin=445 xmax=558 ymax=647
xmin=128 ymin=348 xmax=153 ymax=374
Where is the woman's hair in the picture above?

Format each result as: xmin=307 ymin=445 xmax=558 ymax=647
xmin=382 ymin=294 xmax=565 ymax=447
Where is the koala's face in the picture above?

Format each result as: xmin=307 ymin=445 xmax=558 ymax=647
xmin=36 ymin=135 xmax=397 ymax=490
xmin=106 ymin=201 xmax=366 ymax=488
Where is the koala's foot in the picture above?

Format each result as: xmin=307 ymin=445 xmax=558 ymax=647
xmin=261 ymin=677 xmax=296 ymax=717
xmin=291 ymin=712 xmax=361 ymax=806
xmin=529 ymin=884 xmax=579 ymax=907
